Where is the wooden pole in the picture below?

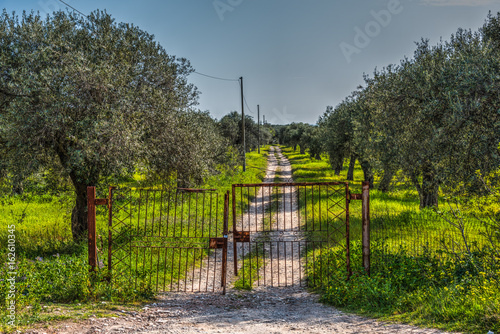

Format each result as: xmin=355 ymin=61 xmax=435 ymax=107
xmin=257 ymin=105 xmax=260 ymax=154
xmin=240 ymin=77 xmax=246 ymax=172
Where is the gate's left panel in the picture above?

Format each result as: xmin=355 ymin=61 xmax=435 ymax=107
xmin=109 ymin=187 xmax=227 ymax=293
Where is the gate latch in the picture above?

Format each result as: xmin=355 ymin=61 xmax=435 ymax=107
xmin=234 ymin=231 xmax=250 ymax=243
xmin=209 ymin=238 xmax=225 ymax=249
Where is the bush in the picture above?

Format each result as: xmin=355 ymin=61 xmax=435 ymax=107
xmin=312 ymin=241 xmax=500 ymax=334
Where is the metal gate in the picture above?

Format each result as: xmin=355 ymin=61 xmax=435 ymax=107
xmin=87 ymin=187 xmax=229 ymax=293
xmin=231 ymin=181 xmax=370 ymax=290
xmin=88 ymin=182 xmax=369 ymax=293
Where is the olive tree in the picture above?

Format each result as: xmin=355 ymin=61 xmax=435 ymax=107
xmin=0 ymin=10 xmax=200 ymax=240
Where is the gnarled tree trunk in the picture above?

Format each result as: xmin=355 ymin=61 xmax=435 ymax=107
xmin=360 ymin=159 xmax=374 ymax=189
xmin=409 ymin=162 xmax=439 ymax=209
xmin=378 ymin=168 xmax=394 ymax=193
xmin=347 ymin=154 xmax=356 ymax=181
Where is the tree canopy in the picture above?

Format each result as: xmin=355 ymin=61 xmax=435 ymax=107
xmin=0 ymin=10 xmax=220 ymax=240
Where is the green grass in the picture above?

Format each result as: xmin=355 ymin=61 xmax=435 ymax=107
xmin=282 ymin=145 xmax=500 ymax=334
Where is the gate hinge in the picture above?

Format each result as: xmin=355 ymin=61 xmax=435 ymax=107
xmin=209 ymin=238 xmax=225 ymax=249
xmin=234 ymin=231 xmax=250 ymax=243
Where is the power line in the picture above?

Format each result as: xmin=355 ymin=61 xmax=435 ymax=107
xmin=243 ymin=95 xmax=253 ymax=114
xmin=57 ymin=0 xmax=88 ymax=18
xmin=193 ymin=71 xmax=239 ymax=82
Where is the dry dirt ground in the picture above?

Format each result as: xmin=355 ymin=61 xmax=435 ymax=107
xmin=22 ymin=147 xmax=459 ymax=334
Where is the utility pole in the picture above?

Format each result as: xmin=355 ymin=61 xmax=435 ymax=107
xmin=257 ymin=105 xmax=260 ymax=154
xmin=240 ymin=77 xmax=246 ymax=172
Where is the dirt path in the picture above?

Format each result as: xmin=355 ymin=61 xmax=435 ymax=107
xmin=24 ymin=147 xmax=459 ymax=334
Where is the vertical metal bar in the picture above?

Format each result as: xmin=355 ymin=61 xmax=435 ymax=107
xmin=291 ymin=242 xmax=294 ymax=286
xmin=233 ymin=185 xmax=238 ymax=276
xmin=177 ymin=248 xmax=182 ymax=291
xmin=283 ymin=185 xmax=286 ymax=230
xmin=166 ymin=189 xmax=172 ymax=238
xmin=277 ymin=241 xmax=280 ymax=286
xmin=87 ymin=186 xmax=97 ymax=271
xmin=312 ymin=185 xmax=315 ymax=231
xmin=345 ymin=183 xmax=352 ymax=279
xmin=151 ymin=190 xmax=156 ymax=237
xmin=318 ymin=185 xmax=321 ymax=230
xmin=262 ymin=186 xmax=265 ymax=231
xmin=107 ymin=187 xmax=114 ymax=275
xmin=298 ymin=186 xmax=301 ymax=231
xmin=246 ymin=187 xmax=250 ymax=233
xmin=170 ymin=248 xmax=175 ymax=291
xmin=143 ymin=190 xmax=149 ymax=235
xmin=195 ymin=192 xmax=199 ymax=237
xmin=187 ymin=192 xmax=191 ymax=237
xmin=184 ymin=248 xmax=190 ymax=292
xmin=222 ymin=191 xmax=229 ymax=294
xmin=305 ymin=185 xmax=308 ymax=231
xmin=202 ymin=192 xmax=206 ymax=237
xmin=191 ymin=248 xmax=196 ymax=292
xmin=162 ymin=247 xmax=168 ymax=291
xmin=362 ymin=181 xmax=371 ymax=276
xmin=298 ymin=242 xmax=302 ymax=286
xmin=284 ymin=241 xmax=288 ymax=287
xmin=158 ymin=189 xmax=164 ymax=237
xmin=254 ymin=186 xmax=257 ymax=232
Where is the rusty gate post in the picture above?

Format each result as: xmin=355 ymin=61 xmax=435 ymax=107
xmin=361 ymin=181 xmax=370 ymax=276
xmin=87 ymin=186 xmax=97 ymax=272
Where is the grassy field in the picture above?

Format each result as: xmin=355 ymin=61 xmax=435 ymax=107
xmin=281 ymin=145 xmax=500 ymax=334
xmin=0 ymin=147 xmax=270 ymax=333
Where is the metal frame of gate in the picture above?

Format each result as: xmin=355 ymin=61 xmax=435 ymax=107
xmin=231 ymin=181 xmax=369 ymax=289
xmin=87 ymin=187 xmax=229 ymax=294
xmin=87 ymin=181 xmax=369 ymax=294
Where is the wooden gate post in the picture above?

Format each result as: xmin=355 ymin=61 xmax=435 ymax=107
xmin=87 ymin=186 xmax=97 ymax=271
xmin=361 ymin=181 xmax=370 ymax=275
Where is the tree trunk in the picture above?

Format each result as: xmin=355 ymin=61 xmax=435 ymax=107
xmin=299 ymin=145 xmax=305 ymax=155
xmin=360 ymin=159 xmax=374 ymax=189
xmin=71 ymin=180 xmax=88 ymax=242
xmin=420 ymin=163 xmax=439 ymax=208
xmin=56 ymin=146 xmax=98 ymax=242
xmin=11 ymin=177 xmax=24 ymax=195
xmin=334 ymin=159 xmax=343 ymax=176
xmin=347 ymin=154 xmax=356 ymax=181
xmin=409 ymin=163 xmax=439 ymax=209
xmin=293 ymin=144 xmax=297 ymax=152
xmin=314 ymin=152 xmax=321 ymax=160
xmin=378 ymin=168 xmax=394 ymax=192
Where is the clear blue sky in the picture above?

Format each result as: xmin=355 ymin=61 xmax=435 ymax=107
xmin=3 ymin=0 xmax=500 ymax=124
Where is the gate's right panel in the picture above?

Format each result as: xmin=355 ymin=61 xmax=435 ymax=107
xmin=232 ymin=182 xmax=350 ymax=290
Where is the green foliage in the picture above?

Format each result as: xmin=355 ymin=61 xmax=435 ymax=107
xmin=219 ymin=111 xmax=273 ymax=155
xmin=314 ymin=241 xmax=500 ymax=334
xmin=317 ymin=13 xmax=500 ymax=208
xmin=0 ymin=254 xmax=153 ymax=332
